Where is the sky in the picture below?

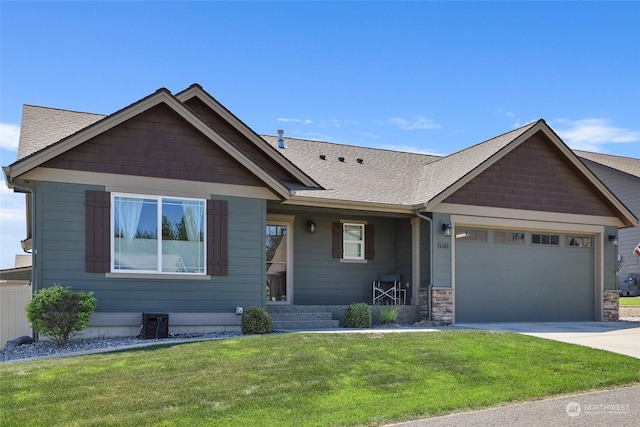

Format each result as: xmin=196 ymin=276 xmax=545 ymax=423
xmin=0 ymin=1 xmax=639 ymax=270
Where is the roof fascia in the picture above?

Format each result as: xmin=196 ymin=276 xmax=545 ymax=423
xmin=285 ymin=195 xmax=414 ymax=215
xmin=175 ymin=84 xmax=320 ymax=188
xmin=7 ymin=89 xmax=292 ymax=200
xmin=421 ymin=121 xmax=638 ymax=227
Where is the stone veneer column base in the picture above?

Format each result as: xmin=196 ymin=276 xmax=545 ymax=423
xmin=431 ymin=287 xmax=453 ymax=325
xmin=603 ymin=290 xmax=620 ymax=322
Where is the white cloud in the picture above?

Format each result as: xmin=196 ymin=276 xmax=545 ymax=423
xmin=552 ymin=119 xmax=640 ymax=152
xmin=388 ymin=116 xmax=441 ymax=131
xmin=0 ymin=123 xmax=20 ymax=151
xmin=377 ymin=143 xmax=443 ymax=156
xmin=277 ymin=117 xmax=313 ymax=125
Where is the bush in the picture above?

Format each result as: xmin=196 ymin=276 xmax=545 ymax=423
xmin=343 ymin=303 xmax=371 ymax=328
xmin=376 ymin=306 xmax=401 ymax=325
xmin=241 ymin=307 xmax=273 ymax=334
xmin=26 ymin=284 xmax=97 ymax=345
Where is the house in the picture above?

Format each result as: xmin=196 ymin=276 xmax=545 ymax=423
xmin=576 ymin=151 xmax=640 ymax=293
xmin=2 ymin=84 xmax=637 ymax=336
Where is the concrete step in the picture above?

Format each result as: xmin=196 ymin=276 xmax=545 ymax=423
xmin=272 ymin=319 xmax=340 ymax=330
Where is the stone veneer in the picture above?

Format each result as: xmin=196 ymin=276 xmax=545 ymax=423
xmin=603 ymin=290 xmax=620 ymax=322
xmin=418 ymin=287 xmax=453 ymax=325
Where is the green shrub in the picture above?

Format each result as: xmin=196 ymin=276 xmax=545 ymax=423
xmin=343 ymin=303 xmax=371 ymax=328
xmin=26 ymin=284 xmax=97 ymax=345
xmin=376 ymin=306 xmax=401 ymax=325
xmin=241 ymin=307 xmax=273 ymax=334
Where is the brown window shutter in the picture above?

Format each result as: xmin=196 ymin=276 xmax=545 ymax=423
xmin=365 ymin=224 xmax=375 ymax=260
xmin=85 ymin=190 xmax=111 ymax=273
xmin=332 ymin=222 xmax=343 ymax=259
xmin=207 ymin=199 xmax=228 ymax=276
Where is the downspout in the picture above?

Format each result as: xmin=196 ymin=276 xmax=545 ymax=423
xmin=414 ymin=210 xmax=433 ymax=321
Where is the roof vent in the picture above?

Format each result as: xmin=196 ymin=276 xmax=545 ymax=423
xmin=319 ymin=154 xmax=326 ymax=160
xmin=277 ymin=129 xmax=285 ymax=149
xmin=338 ymin=157 xmax=345 ymax=162
xmin=356 ymin=158 xmax=364 ymax=164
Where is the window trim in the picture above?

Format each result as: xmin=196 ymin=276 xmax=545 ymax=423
xmin=110 ymin=192 xmax=207 ymax=275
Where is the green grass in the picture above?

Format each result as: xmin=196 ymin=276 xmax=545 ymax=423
xmin=619 ymin=297 xmax=640 ymax=306
xmin=2 ymin=331 xmax=640 ymax=426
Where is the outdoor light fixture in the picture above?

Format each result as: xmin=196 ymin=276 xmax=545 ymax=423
xmin=442 ymin=223 xmax=452 ymax=237
xmin=608 ymin=234 xmax=618 ymax=246
xmin=307 ymin=220 xmax=316 ymax=233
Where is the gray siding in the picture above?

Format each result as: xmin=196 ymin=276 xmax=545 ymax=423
xmin=393 ymin=218 xmax=413 ymax=300
xmin=268 ymin=205 xmax=412 ymax=305
xmin=35 ymin=181 xmax=265 ymax=314
xmin=584 ymin=160 xmax=640 ymax=284
xmin=432 ymin=213 xmax=452 ymax=287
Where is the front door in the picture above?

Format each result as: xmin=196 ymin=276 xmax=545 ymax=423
xmin=266 ymin=219 xmax=293 ymax=304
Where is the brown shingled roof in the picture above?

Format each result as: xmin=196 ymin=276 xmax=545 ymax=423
xmin=576 ymin=150 xmax=640 ymax=179
xmin=17 ymin=105 xmax=106 ymax=160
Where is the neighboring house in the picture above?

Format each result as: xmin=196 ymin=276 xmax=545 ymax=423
xmin=576 ymin=151 xmax=640 ymax=292
xmin=2 ymin=84 xmax=637 ymax=336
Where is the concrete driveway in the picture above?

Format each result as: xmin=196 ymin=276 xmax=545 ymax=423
xmin=453 ymin=321 xmax=640 ymax=359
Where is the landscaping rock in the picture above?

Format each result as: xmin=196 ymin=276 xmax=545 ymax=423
xmin=6 ymin=336 xmax=34 ymax=349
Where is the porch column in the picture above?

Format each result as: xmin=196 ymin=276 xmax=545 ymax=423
xmin=411 ymin=217 xmax=421 ymax=305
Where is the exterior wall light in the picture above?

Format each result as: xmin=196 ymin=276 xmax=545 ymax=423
xmin=608 ymin=234 xmax=618 ymax=246
xmin=307 ymin=220 xmax=316 ymax=233
xmin=442 ymin=223 xmax=452 ymax=237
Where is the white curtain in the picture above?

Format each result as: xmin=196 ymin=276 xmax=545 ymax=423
xmin=182 ymin=201 xmax=204 ymax=242
xmin=115 ymin=197 xmax=144 ymax=240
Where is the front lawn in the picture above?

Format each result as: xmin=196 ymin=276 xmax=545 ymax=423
xmin=2 ymin=331 xmax=640 ymax=426
xmin=619 ymin=297 xmax=640 ymax=306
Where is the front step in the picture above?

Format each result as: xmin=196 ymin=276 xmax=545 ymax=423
xmin=267 ymin=306 xmax=340 ymax=330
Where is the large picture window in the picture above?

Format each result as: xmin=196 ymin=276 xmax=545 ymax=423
xmin=112 ymin=194 xmax=205 ymax=274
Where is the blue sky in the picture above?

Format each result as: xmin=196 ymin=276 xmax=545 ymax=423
xmin=1 ymin=1 xmax=639 ymax=269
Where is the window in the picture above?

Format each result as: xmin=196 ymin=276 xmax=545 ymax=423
xmin=112 ymin=194 xmax=205 ymax=274
xmin=343 ymin=223 xmax=364 ymax=260
xmin=332 ymin=221 xmax=375 ymax=261
xmin=532 ymin=233 xmax=559 ymax=245
xmin=455 ymin=228 xmax=488 ymax=242
xmin=568 ymin=236 xmax=593 ymax=247
xmin=495 ymin=231 xmax=525 ymax=245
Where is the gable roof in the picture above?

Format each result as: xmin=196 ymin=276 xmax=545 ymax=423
xmin=576 ymin=150 xmax=640 ymax=180
xmin=265 ymin=120 xmax=637 ymax=226
xmin=4 ymin=84 xmax=637 ymax=227
xmin=4 ymin=88 xmax=314 ymax=200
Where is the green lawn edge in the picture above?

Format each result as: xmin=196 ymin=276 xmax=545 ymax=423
xmin=2 ymin=330 xmax=640 ymax=426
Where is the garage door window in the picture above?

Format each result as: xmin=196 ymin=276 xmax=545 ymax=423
xmin=568 ymin=236 xmax=593 ymax=247
xmin=455 ymin=228 xmax=488 ymax=241
xmin=495 ymin=231 xmax=525 ymax=245
xmin=532 ymin=233 xmax=560 ymax=245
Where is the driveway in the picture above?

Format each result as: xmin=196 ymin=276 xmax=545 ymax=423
xmin=453 ymin=321 xmax=640 ymax=359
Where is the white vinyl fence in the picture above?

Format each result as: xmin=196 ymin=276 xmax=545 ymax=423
xmin=0 ymin=281 xmax=32 ymax=349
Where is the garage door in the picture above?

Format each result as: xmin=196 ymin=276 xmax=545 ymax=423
xmin=455 ymin=227 xmax=595 ymax=322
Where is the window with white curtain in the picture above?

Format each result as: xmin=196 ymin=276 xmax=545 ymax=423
xmin=112 ymin=194 xmax=205 ymax=274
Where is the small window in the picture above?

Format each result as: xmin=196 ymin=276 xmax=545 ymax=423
xmin=532 ymin=233 xmax=560 ymax=245
xmin=568 ymin=236 xmax=593 ymax=247
xmin=343 ymin=223 xmax=365 ymax=260
xmin=495 ymin=231 xmax=525 ymax=245
xmin=455 ymin=228 xmax=488 ymax=242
